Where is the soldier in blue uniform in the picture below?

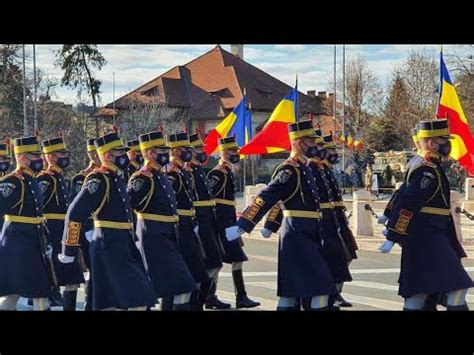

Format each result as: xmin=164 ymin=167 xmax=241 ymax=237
xmin=226 ymin=121 xmax=337 ymax=310
xmin=38 ymin=136 xmax=85 ymax=310
xmin=167 ymin=132 xmax=209 ymax=310
xmin=319 ymin=133 xmax=358 ymax=307
xmin=127 ymin=130 xmax=197 ymax=311
xmin=188 ymin=131 xmax=226 ymax=310
xmin=261 ymin=128 xmax=352 ymax=310
xmin=69 ymin=138 xmax=101 ymax=310
xmin=208 ymin=136 xmax=260 ymax=309
xmin=125 ymin=139 xmax=143 ymax=182
xmin=0 ymin=140 xmax=12 ymax=234
xmin=0 ymin=136 xmax=52 ymax=310
xmin=379 ymin=119 xmax=473 ymax=310
xmin=379 ymin=125 xmax=423 ymax=225
xmin=59 ymin=129 xmax=155 ymax=310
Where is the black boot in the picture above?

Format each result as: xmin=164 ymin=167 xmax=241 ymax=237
xmin=422 ymin=293 xmax=439 ymax=311
xmin=84 ymin=279 xmax=93 ymax=311
xmin=438 ymin=293 xmax=448 ymax=308
xmin=205 ymin=279 xmax=231 ymax=310
xmin=447 ymin=303 xmax=469 ymax=311
xmin=161 ymin=296 xmax=173 ymax=311
xmin=49 ymin=286 xmax=63 ymax=307
xmin=63 ymin=290 xmax=77 ymax=311
xmin=189 ymin=291 xmax=202 ymax=311
xmin=232 ymin=269 xmax=260 ymax=309
xmin=173 ymin=302 xmax=190 ymax=311
xmin=309 ymin=306 xmax=330 ymax=311
xmin=334 ymin=294 xmax=352 ymax=308
xmin=196 ymin=278 xmax=213 ymax=311
xmin=27 ymin=298 xmax=33 ymax=307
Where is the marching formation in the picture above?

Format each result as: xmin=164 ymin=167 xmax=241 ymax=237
xmin=0 ymin=118 xmax=472 ymax=311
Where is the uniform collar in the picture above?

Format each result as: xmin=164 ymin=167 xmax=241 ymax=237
xmin=130 ymin=160 xmax=141 ymax=170
xmin=170 ymin=156 xmax=184 ymax=168
xmin=144 ymin=159 xmax=162 ymax=172
xmin=219 ymin=160 xmax=233 ymax=170
xmin=84 ymin=161 xmax=100 ymax=174
xmin=102 ymin=161 xmax=119 ymax=173
xmin=419 ymin=150 xmax=441 ymax=161
xmin=47 ymin=163 xmax=63 ymax=175
xmin=290 ymin=152 xmax=308 ymax=165
xmin=17 ymin=166 xmax=35 ymax=177
xmin=190 ymin=158 xmax=201 ymax=167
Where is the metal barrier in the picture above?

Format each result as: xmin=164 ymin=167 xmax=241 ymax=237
xmin=364 ymin=204 xmax=379 ymax=219
xmin=455 ymin=207 xmax=474 ymax=221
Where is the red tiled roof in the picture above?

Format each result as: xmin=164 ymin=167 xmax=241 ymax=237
xmin=97 ymin=45 xmax=325 ymax=119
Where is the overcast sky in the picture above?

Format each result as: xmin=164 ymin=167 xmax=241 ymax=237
xmin=25 ymin=44 xmax=472 ymax=107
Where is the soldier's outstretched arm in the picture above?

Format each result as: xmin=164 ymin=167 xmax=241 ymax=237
xmin=61 ymin=173 xmax=106 ymax=258
xmin=386 ymin=167 xmax=438 ymax=244
xmin=263 ymin=204 xmax=283 ymax=233
xmin=237 ymin=166 xmax=297 ymax=234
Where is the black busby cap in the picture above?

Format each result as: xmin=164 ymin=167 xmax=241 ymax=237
xmin=13 ymin=136 xmax=42 ymax=155
xmin=288 ymin=120 xmax=317 ymax=140
xmin=139 ymin=131 xmax=169 ymax=150
xmin=94 ymin=132 xmax=129 ymax=155
xmin=218 ymin=136 xmax=239 ymax=151
xmin=417 ymin=119 xmax=453 ymax=139
xmin=42 ymin=136 xmax=70 ymax=154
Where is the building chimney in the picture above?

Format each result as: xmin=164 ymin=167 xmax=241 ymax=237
xmin=307 ymin=90 xmax=316 ymax=98
xmin=317 ymin=91 xmax=327 ymax=100
xmin=231 ymin=45 xmax=244 ymax=59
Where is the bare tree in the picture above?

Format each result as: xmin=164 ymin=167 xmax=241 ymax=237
xmin=117 ymin=99 xmax=191 ymax=141
xmin=330 ymin=54 xmax=384 ymax=136
xmin=395 ymin=49 xmax=438 ymax=122
xmin=445 ymin=46 xmax=474 ymax=131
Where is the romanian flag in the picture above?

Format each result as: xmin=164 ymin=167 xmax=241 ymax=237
xmin=239 ymin=87 xmax=298 ymax=155
xmin=437 ymin=51 xmax=474 ymax=175
xmin=204 ymin=96 xmax=248 ymax=155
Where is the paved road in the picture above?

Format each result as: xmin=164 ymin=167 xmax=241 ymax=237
xmin=15 ymin=237 xmax=474 ymax=311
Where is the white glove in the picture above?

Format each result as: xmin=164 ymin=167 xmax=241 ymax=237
xmin=377 ymin=215 xmax=389 ymax=225
xmin=45 ymin=245 xmax=53 ymax=259
xmin=379 ymin=240 xmax=394 ymax=254
xmin=85 ymin=230 xmax=94 ymax=243
xmin=58 ymin=254 xmax=75 ymax=264
xmin=193 ymin=225 xmax=199 ymax=236
xmin=225 ymin=226 xmax=244 ymax=242
xmin=260 ymin=228 xmax=272 ymax=239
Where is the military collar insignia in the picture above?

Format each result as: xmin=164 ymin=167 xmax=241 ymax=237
xmin=170 ymin=156 xmax=184 ymax=168
xmin=48 ymin=164 xmax=63 ymax=175
xmin=102 ymin=162 xmax=118 ymax=173
xmin=219 ymin=160 xmax=232 ymax=170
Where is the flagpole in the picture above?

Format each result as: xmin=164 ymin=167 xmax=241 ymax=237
xmin=247 ymin=99 xmax=256 ymax=185
xmin=33 ymin=44 xmax=38 ymax=131
xmin=342 ymin=44 xmax=345 ymax=185
xmin=243 ymin=88 xmax=247 ymax=189
xmin=333 ymin=44 xmax=337 ymax=137
xmin=22 ymin=44 xmax=28 ymax=136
